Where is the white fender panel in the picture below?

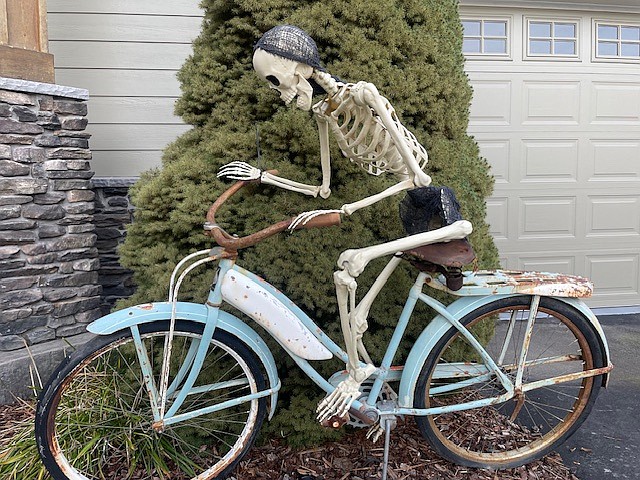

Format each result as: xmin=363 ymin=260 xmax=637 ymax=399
xmin=221 ymin=269 xmax=332 ymax=360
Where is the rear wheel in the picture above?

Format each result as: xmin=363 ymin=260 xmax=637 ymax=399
xmin=36 ymin=320 xmax=267 ymax=480
xmin=414 ymin=296 xmax=604 ymax=468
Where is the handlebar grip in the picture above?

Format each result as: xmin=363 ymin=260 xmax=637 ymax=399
xmin=291 ymin=213 xmax=342 ymax=230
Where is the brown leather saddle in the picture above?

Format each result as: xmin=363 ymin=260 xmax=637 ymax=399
xmin=403 ymin=238 xmax=476 ymax=291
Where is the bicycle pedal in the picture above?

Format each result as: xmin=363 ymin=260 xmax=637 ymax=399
xmin=320 ymin=412 xmax=349 ymax=429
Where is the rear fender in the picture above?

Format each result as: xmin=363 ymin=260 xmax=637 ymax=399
xmin=88 ymin=302 xmax=280 ymax=419
xmin=398 ymin=294 xmax=612 ymax=408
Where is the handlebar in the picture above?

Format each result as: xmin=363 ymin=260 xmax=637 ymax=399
xmin=205 ymin=174 xmax=341 ymax=251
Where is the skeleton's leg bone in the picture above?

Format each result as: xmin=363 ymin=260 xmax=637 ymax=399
xmin=338 ymin=220 xmax=473 ymax=277
xmin=342 ymin=179 xmax=414 ymax=215
xmin=351 ymin=255 xmax=402 ymax=366
xmin=260 ymin=171 xmax=322 ymax=197
xmin=357 ymin=339 xmax=373 ymax=365
xmin=317 ymin=271 xmax=375 ymax=422
xmin=317 ymin=258 xmax=403 ymax=423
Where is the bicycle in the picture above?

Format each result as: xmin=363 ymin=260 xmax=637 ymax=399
xmin=35 ymin=178 xmax=613 ymax=480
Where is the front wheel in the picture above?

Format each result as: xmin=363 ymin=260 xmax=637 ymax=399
xmin=414 ymin=296 xmax=604 ymax=468
xmin=35 ymin=320 xmax=267 ymax=480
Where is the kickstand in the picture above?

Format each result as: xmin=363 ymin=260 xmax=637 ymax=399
xmin=381 ymin=418 xmax=391 ymax=480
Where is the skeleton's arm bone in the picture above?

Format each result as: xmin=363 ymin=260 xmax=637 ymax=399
xmin=342 ymin=179 xmax=414 ymax=215
xmin=317 ymin=116 xmax=332 ymax=199
xmin=356 ymin=83 xmax=432 ymax=188
xmin=338 ymin=220 xmax=473 ymax=277
xmin=260 ymin=171 xmax=322 ymax=197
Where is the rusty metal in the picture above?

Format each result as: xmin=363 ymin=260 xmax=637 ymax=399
xmin=425 ymin=269 xmax=594 ymax=298
xmin=205 ymin=178 xmax=341 ymax=251
xmin=515 ymin=296 xmax=540 ymax=388
xmin=509 ymin=390 xmax=525 ymax=421
xmin=521 ymin=364 xmax=614 ymax=393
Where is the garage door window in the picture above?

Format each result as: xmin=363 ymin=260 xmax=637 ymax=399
xmin=596 ymin=22 xmax=640 ymax=59
xmin=462 ymin=19 xmax=510 ymax=57
xmin=526 ymin=20 xmax=578 ymax=57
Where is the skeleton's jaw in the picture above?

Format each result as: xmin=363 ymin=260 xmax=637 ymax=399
xmin=279 ymin=89 xmax=296 ymax=105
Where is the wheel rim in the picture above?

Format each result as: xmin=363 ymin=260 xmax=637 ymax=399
xmin=424 ymin=303 xmax=595 ymax=465
xmin=47 ymin=331 xmax=261 ymax=480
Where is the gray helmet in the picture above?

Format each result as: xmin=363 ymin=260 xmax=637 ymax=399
xmin=255 ymin=25 xmax=324 ymax=71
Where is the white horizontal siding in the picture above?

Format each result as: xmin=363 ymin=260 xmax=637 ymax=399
xmin=50 ymin=41 xmax=193 ymax=69
xmin=88 ymin=97 xmax=181 ymax=124
xmin=47 ymin=0 xmax=203 ymax=177
xmin=55 ymin=70 xmax=182 ymax=97
xmin=87 ymin=124 xmax=191 ymax=150
xmin=48 ymin=0 xmax=203 ymax=16
xmin=48 ymin=14 xmax=202 ymax=43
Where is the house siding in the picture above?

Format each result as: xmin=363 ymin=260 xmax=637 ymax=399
xmin=47 ymin=0 xmax=202 ymax=177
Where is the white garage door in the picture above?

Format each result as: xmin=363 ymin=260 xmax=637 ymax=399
xmin=461 ymin=7 xmax=640 ymax=308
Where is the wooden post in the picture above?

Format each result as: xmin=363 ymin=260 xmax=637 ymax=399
xmin=0 ymin=0 xmax=54 ymax=83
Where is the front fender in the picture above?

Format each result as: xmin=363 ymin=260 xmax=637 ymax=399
xmin=88 ymin=302 xmax=280 ymax=419
xmin=398 ymin=294 xmax=612 ymax=408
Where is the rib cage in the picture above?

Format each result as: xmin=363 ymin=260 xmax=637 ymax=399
xmin=321 ymin=83 xmax=429 ymax=177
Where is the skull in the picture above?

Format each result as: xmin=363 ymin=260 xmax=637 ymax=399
xmin=253 ymin=48 xmax=314 ymax=111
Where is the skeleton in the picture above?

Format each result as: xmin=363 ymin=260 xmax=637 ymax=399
xmin=218 ymin=26 xmax=472 ymax=427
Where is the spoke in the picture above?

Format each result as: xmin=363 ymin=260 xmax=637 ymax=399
xmin=526 ymin=398 xmax=574 ymax=416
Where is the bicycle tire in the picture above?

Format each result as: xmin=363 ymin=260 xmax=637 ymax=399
xmin=414 ymin=295 xmax=604 ymax=468
xmin=35 ymin=320 xmax=267 ymax=480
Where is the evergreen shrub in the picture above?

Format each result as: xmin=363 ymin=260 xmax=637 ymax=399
xmin=118 ymin=0 xmax=499 ymax=446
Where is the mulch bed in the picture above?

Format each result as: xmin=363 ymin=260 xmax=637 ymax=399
xmin=1 ymin=403 xmax=579 ymax=480
xmin=234 ymin=418 xmax=579 ymax=480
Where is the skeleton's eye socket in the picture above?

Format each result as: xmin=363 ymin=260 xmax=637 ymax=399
xmin=266 ymin=75 xmax=280 ymax=87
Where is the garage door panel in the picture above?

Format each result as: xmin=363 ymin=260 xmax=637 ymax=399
xmin=477 ymin=139 xmax=511 ymax=183
xmin=591 ymin=83 xmax=640 ymax=124
xmin=519 ymin=196 xmax=576 ymax=238
xmin=522 ymin=81 xmax=581 ymax=125
xmin=517 ymin=256 xmax=576 ymax=275
xmin=469 ymin=81 xmax=512 ymax=126
xmin=521 ymin=139 xmax=579 ymax=182
xmin=587 ymin=195 xmax=640 ymax=237
xmin=587 ymin=254 xmax=640 ymax=299
xmin=589 ymin=139 xmax=640 ymax=180
xmin=486 ymin=196 xmax=509 ymax=240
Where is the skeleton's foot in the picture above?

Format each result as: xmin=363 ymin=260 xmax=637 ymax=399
xmin=316 ymin=365 xmax=376 ymax=423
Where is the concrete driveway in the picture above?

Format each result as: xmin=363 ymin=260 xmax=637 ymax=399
xmin=560 ymin=314 xmax=640 ymax=480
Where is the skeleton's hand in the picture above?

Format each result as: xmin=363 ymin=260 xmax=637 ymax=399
xmin=217 ymin=161 xmax=262 ymax=181
xmin=288 ymin=209 xmax=343 ymax=231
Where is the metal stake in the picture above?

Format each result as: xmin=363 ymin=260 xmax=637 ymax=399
xmin=381 ymin=418 xmax=391 ymax=480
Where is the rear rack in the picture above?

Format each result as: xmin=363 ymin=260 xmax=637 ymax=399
xmin=424 ymin=270 xmax=593 ymax=298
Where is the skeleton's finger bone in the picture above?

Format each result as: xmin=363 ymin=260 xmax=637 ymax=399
xmin=289 ymin=211 xmax=324 ymax=231
xmin=289 ymin=209 xmax=342 ymax=231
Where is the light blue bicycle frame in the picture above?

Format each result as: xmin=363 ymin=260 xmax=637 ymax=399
xmin=88 ymin=253 xmax=612 ymax=428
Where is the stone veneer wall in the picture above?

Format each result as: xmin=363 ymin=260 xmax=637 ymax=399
xmin=0 ymin=78 xmax=100 ymax=403
xmin=93 ymin=179 xmax=136 ymax=315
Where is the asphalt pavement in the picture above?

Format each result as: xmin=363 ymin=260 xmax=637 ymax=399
xmin=560 ymin=313 xmax=640 ymax=480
